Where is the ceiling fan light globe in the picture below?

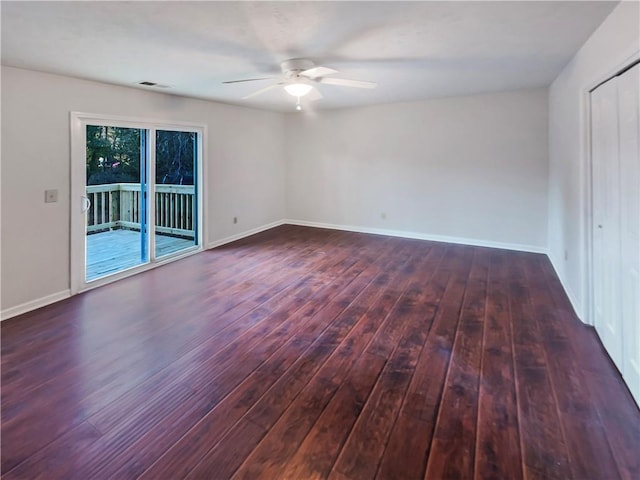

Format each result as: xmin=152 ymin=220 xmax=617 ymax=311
xmin=284 ymin=83 xmax=313 ymax=97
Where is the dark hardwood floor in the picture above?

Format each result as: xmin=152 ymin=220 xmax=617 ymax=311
xmin=1 ymin=225 xmax=639 ymax=479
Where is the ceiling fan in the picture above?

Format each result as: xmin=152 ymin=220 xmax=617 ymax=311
xmin=223 ymin=58 xmax=377 ymax=110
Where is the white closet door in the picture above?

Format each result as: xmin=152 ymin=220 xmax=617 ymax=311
xmin=591 ymin=79 xmax=623 ymax=370
xmin=618 ymin=63 xmax=640 ymax=404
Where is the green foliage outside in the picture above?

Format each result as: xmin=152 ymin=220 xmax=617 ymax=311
xmin=86 ymin=126 xmax=195 ymax=186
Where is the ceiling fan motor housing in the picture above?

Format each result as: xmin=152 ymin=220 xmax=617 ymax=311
xmin=281 ymin=58 xmax=315 ymax=78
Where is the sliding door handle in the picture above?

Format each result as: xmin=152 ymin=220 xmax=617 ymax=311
xmin=81 ymin=195 xmax=91 ymax=213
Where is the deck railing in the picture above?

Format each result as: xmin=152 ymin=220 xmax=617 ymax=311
xmin=86 ymin=183 xmax=195 ymax=239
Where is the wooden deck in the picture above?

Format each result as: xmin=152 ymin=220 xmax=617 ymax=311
xmin=86 ymin=229 xmax=194 ymax=281
xmin=2 ymin=225 xmax=639 ymax=479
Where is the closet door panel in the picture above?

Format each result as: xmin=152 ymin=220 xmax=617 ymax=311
xmin=618 ymin=63 xmax=640 ymax=404
xmin=591 ymin=79 xmax=623 ymax=370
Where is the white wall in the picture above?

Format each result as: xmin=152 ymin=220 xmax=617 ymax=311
xmin=548 ymin=1 xmax=640 ymax=320
xmin=1 ymin=66 xmax=286 ymax=313
xmin=10 ymin=1 xmax=632 ymax=319
xmin=285 ymin=88 xmax=549 ymax=251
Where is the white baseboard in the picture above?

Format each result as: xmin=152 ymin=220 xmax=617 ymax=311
xmin=207 ymin=220 xmax=286 ymax=250
xmin=1 ymin=221 xmax=286 ymax=322
xmin=286 ymin=219 xmax=591 ymax=323
xmin=284 ymin=219 xmax=548 ymax=254
xmin=547 ymin=252 xmax=585 ymax=322
xmin=1 ymin=289 xmax=71 ymax=322
xmin=2 ymin=220 xmax=571 ymax=323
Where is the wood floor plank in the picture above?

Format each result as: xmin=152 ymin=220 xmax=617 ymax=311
xmin=522 ymin=256 xmax=621 ymax=479
xmin=509 ymin=261 xmax=547 ymax=369
xmin=424 ymin=250 xmax=487 ymax=479
xmin=279 ymin=352 xmax=388 ymax=480
xmin=1 ymin=242 xmax=328 ymax=410
xmin=1 ymin=421 xmax=102 ymax=480
xmin=184 ymin=418 xmax=267 ymax=480
xmin=329 ymin=246 xmax=448 ymax=479
xmin=375 ymin=414 xmax=432 ymax=480
xmin=474 ymin=250 xmax=522 ymax=480
xmin=230 ymin=244 xmax=431 ymax=479
xmin=1 ymin=226 xmax=343 ymax=382
xmin=2 ymin=226 xmax=638 ymax=480
xmin=394 ymin=245 xmax=472 ymax=422
xmin=137 ymin=235 xmax=418 ymax=479
xmin=1 ymin=225 xmax=322 ymax=359
xmin=535 ymin=257 xmax=640 ymax=480
xmin=1 ymin=226 xmax=319 ymax=372
xmin=101 ymin=350 xmax=294 ymax=479
xmin=331 ymin=368 xmax=412 ymax=480
xmin=0 ymin=229 xmax=364 ymax=471
xmin=509 ymin=255 xmax=572 ymax=480
xmin=514 ymin=367 xmax=569 ymax=480
xmin=232 ymin=378 xmax=339 ymax=480
xmin=587 ymin=375 xmax=640 ymax=480
xmin=28 ymin=391 xmax=214 ymax=480
xmin=376 ymin=245 xmax=473 ymax=479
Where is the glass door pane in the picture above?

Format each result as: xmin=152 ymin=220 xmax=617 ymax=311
xmin=85 ymin=125 xmax=148 ymax=281
xmin=154 ymin=130 xmax=198 ymax=258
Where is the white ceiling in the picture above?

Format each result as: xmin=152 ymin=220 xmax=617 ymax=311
xmin=1 ymin=1 xmax=618 ymax=112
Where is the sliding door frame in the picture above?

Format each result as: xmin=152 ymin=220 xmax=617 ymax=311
xmin=70 ymin=112 xmax=206 ymax=295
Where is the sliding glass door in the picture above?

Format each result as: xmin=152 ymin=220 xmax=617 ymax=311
xmin=71 ymin=114 xmax=204 ymax=292
xmin=85 ymin=126 xmax=149 ymax=281
xmin=154 ymin=130 xmax=198 ymax=258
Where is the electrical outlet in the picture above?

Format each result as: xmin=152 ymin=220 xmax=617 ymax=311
xmin=44 ymin=189 xmax=58 ymax=203
xmin=233 ymin=217 xmax=238 ymax=224
xmin=381 ymin=212 xmax=387 ymax=220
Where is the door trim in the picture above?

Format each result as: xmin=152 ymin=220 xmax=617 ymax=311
xmin=69 ymin=112 xmax=207 ymax=295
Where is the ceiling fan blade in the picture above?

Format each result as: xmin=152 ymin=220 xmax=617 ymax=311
xmin=300 ymin=66 xmax=338 ymax=79
xmin=307 ymin=87 xmax=323 ymax=102
xmin=242 ymin=83 xmax=283 ymax=99
xmin=316 ymin=77 xmax=377 ymax=89
xmin=223 ymin=77 xmax=274 ymax=84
